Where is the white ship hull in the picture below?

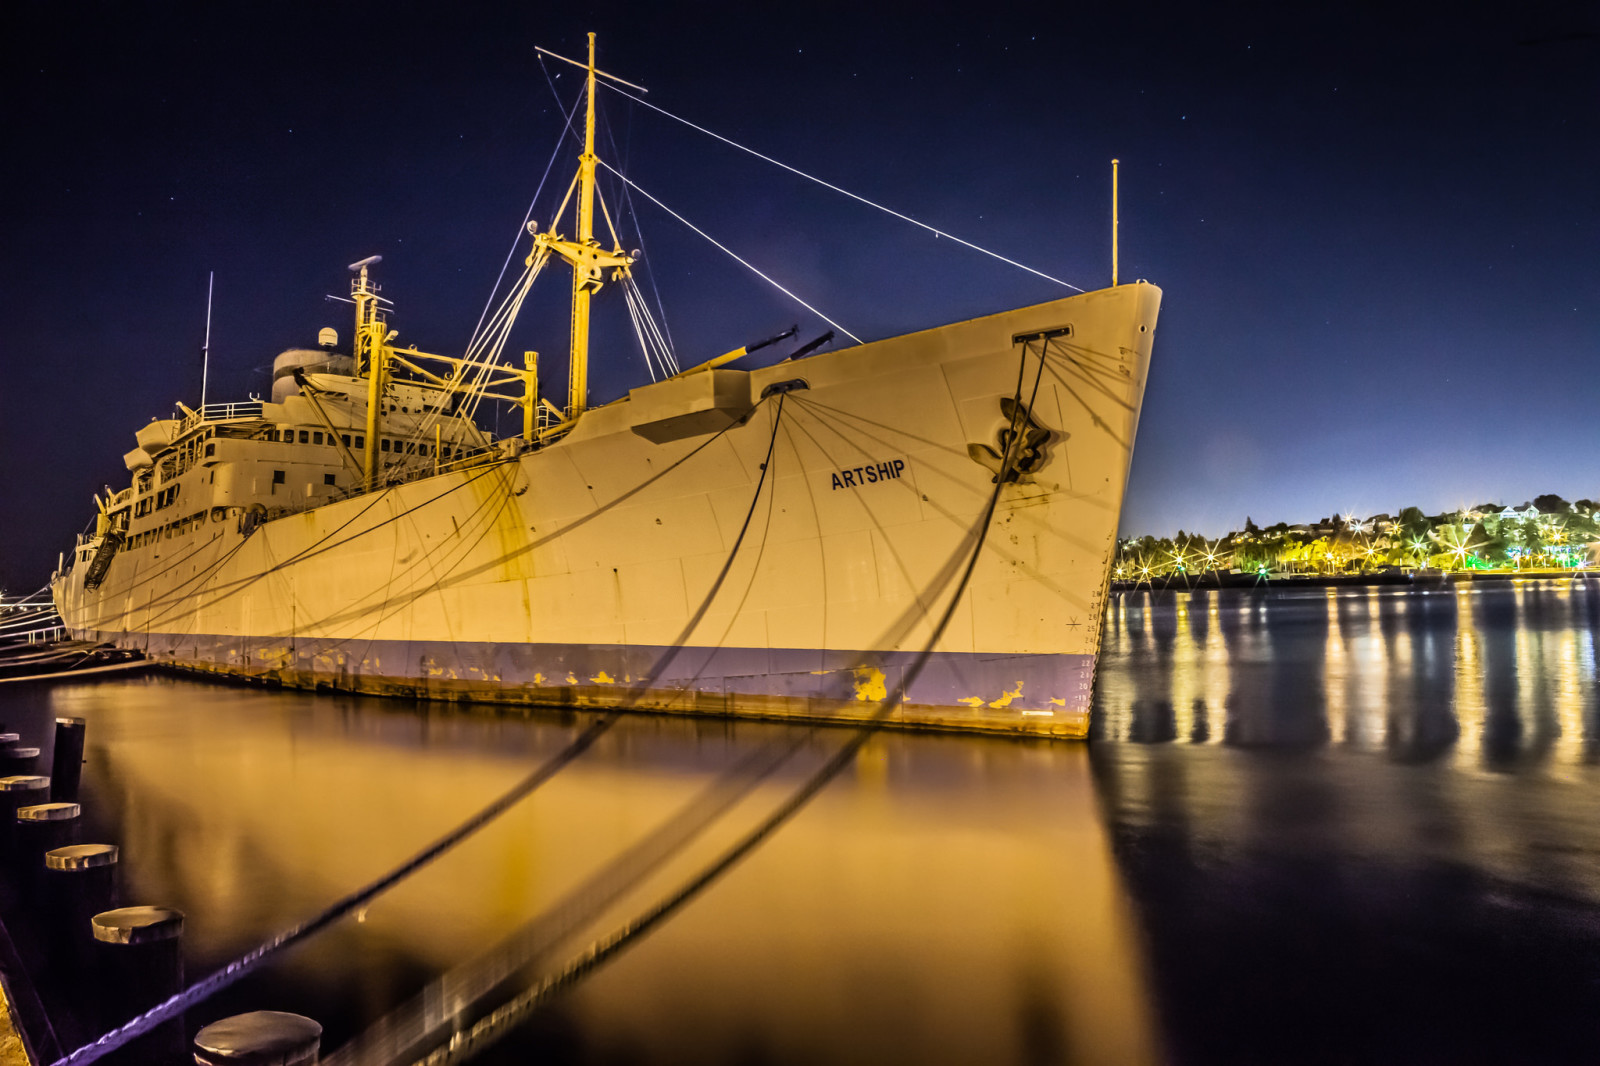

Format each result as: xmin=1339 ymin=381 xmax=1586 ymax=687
xmin=55 ymin=283 xmax=1159 ymax=738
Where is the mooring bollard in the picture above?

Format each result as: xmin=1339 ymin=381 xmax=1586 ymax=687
xmin=193 ymin=1011 xmax=324 ymax=1066
xmin=0 ymin=745 xmax=42 ymax=780
xmin=44 ymin=843 xmax=119 ymax=979
xmin=17 ymin=801 xmax=81 ymax=905
xmin=93 ymin=905 xmax=187 ymax=1062
xmin=52 ymin=717 xmax=87 ymax=803
xmin=0 ymin=775 xmax=52 ymax=861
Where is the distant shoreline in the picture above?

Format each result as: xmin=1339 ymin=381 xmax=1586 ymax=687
xmin=1110 ymin=567 xmax=1595 ymax=593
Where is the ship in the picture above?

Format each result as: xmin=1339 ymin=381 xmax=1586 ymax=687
xmin=50 ymin=36 xmax=1160 ymax=738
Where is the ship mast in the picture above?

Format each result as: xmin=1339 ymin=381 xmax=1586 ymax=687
xmin=532 ymin=34 xmax=637 ymax=419
xmin=339 ymin=35 xmax=633 ymax=494
xmin=571 ymin=33 xmax=600 ymax=417
xmin=351 ymin=255 xmax=387 ymax=493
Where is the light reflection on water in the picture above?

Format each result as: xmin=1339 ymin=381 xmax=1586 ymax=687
xmin=1092 ymin=577 xmax=1600 ymax=1064
xmin=14 ymin=679 xmax=1159 ymax=1065
xmin=6 ymin=577 xmax=1596 ymax=1063
xmin=1096 ymin=577 xmax=1600 ymax=770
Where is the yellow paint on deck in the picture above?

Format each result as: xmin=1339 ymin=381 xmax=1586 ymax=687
xmin=565 ymin=672 xmax=579 ymax=685
xmin=1049 ymin=698 xmax=1067 ymax=707
xmin=987 ymin=681 xmax=1025 ymax=709
xmin=0 ymin=980 xmax=30 ymax=1066
xmin=958 ymin=696 xmax=985 ymax=707
xmin=590 ymin=671 xmax=615 ymax=684
xmin=851 ymin=666 xmax=887 ymax=702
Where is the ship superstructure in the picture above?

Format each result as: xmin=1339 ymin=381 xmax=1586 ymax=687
xmin=52 ymin=36 xmax=1160 ymax=737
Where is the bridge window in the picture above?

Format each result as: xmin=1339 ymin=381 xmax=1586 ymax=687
xmin=313 ymin=431 xmax=324 ymax=445
xmin=298 ymin=430 xmax=310 ymax=444
xmin=272 ymin=470 xmax=285 ymax=484
xmin=324 ymin=474 xmax=336 ymax=486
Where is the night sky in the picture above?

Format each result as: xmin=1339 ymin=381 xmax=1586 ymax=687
xmin=3 ymin=3 xmax=1596 ymax=590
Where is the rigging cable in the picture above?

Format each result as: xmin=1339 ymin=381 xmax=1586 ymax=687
xmin=114 ymin=462 xmax=504 ymax=645
xmin=602 ymin=95 xmax=679 ymax=369
xmin=540 ymin=58 xmax=682 ymax=374
xmin=466 ymin=78 xmax=585 ymax=351
xmin=596 ymin=83 xmax=1085 ymax=293
xmin=596 ymin=159 xmax=862 ymax=345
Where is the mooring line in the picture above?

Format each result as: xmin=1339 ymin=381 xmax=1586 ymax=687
xmin=400 ymin=338 xmax=1051 ymax=1066
xmin=52 ymin=395 xmax=794 ymax=1066
xmin=325 ymin=726 xmax=819 ymax=1066
xmin=48 ymin=712 xmax=615 ymax=1066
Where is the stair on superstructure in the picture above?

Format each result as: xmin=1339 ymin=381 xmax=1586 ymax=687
xmin=82 ymin=533 xmax=123 ymax=591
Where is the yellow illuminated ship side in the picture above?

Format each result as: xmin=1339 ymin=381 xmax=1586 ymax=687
xmin=50 ymin=35 xmax=1161 ymax=738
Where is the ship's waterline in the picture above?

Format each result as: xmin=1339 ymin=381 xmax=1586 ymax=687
xmin=57 ymin=284 xmax=1159 ymax=738
xmin=97 ymin=631 xmax=1098 ymax=736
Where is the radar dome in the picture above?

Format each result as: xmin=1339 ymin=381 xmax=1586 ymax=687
xmin=318 ymin=327 xmax=338 ymax=348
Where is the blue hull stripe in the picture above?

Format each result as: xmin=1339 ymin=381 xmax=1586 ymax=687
xmin=91 ymin=631 xmax=1097 ymax=737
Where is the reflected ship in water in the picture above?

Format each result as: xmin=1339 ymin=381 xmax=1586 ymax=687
xmin=8 ymin=576 xmax=1597 ymax=1062
xmin=19 ymin=679 xmax=1161 ymax=1065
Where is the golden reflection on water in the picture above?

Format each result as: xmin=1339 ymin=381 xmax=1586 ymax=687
xmin=1093 ymin=577 xmax=1600 ymax=1063
xmin=1340 ymin=587 xmax=1385 ymax=748
xmin=1098 ymin=578 xmax=1599 ymax=770
xmin=1324 ymin=588 xmax=1347 ymax=745
xmin=41 ymin=678 xmax=1162 ymax=1065
xmin=1169 ymin=594 xmax=1197 ymax=743
xmin=1453 ymin=597 xmax=1484 ymax=770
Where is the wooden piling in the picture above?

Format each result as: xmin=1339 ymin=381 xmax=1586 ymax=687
xmin=51 ymin=717 xmax=86 ymax=803
xmin=0 ymin=748 xmax=40 ymax=780
xmin=16 ymin=802 xmax=80 ymax=906
xmin=0 ymin=777 xmax=51 ymax=862
xmin=92 ymin=905 xmax=186 ymax=1062
xmin=43 ymin=844 xmax=118 ymax=980
xmin=193 ymin=1012 xmax=323 ymax=1066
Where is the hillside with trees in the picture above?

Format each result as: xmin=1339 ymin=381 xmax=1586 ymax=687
xmin=1116 ymin=495 xmax=1600 ymax=580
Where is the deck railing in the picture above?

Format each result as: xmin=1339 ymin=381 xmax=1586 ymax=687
xmin=177 ymin=401 xmax=266 ymax=434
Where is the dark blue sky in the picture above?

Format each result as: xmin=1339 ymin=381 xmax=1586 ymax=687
xmin=3 ymin=3 xmax=1596 ymax=589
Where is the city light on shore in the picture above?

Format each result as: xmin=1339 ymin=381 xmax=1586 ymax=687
xmin=1117 ymin=494 xmax=1600 ymax=581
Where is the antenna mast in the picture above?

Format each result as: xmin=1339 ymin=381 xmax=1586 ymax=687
xmin=201 ymin=271 xmax=214 ymax=408
xmin=1111 ymin=159 xmax=1120 ymax=288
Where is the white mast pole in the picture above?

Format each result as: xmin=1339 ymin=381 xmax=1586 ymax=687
xmin=1111 ymin=160 xmax=1119 ymax=288
xmin=201 ymin=270 xmax=214 ymax=410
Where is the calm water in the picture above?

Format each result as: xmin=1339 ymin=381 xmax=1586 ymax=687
xmin=5 ymin=577 xmax=1598 ymax=1064
xmin=1093 ymin=577 xmax=1600 ymax=1064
